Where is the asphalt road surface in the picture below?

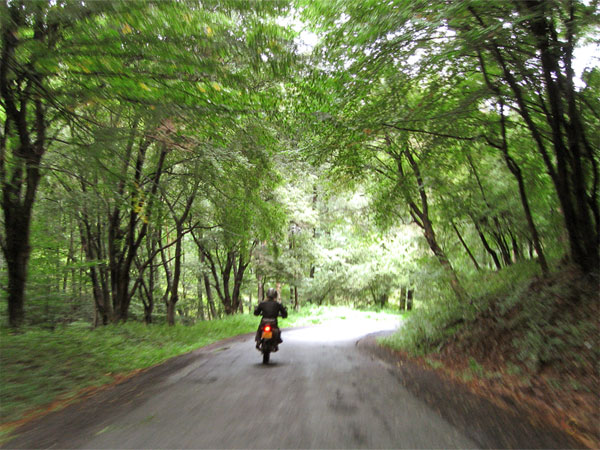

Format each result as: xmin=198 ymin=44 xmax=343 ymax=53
xmin=5 ymin=319 xmax=478 ymax=449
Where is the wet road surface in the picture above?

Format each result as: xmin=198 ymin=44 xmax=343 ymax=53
xmin=5 ymin=319 xmax=477 ymax=449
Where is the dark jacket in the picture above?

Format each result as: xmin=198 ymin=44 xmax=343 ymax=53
xmin=254 ymin=299 xmax=288 ymax=324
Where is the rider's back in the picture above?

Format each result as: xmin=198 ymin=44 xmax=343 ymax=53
xmin=254 ymin=300 xmax=287 ymax=320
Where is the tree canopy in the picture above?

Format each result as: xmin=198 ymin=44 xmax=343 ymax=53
xmin=1 ymin=0 xmax=598 ymax=327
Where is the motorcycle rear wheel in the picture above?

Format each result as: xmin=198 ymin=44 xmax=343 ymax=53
xmin=262 ymin=351 xmax=270 ymax=364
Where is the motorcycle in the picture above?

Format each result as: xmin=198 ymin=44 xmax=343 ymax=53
xmin=257 ymin=318 xmax=279 ymax=364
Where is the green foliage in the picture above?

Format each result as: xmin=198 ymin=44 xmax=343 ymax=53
xmin=1 ymin=0 xmax=300 ymax=327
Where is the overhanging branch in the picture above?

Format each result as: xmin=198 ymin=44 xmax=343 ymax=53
xmin=382 ymin=123 xmax=480 ymax=141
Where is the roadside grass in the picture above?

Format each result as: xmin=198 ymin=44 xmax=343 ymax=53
xmin=0 ymin=314 xmax=256 ymax=426
xmin=0 ymin=305 xmax=402 ymax=430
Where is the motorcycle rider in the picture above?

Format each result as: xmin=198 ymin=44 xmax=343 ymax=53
xmin=254 ymin=287 xmax=288 ymax=351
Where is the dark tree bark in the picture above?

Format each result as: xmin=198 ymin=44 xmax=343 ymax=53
xmin=473 ymin=220 xmax=502 ymax=270
xmin=406 ymin=289 xmax=414 ymax=311
xmin=231 ymin=248 xmax=251 ymax=313
xmin=0 ymin=5 xmax=51 ymax=326
xmin=108 ymin=138 xmax=168 ymax=322
xmin=198 ymin=242 xmax=254 ymax=315
xmin=138 ymin=235 xmax=159 ymax=325
xmin=492 ymin=226 xmax=512 ymax=267
xmin=469 ymin=3 xmax=598 ymax=272
xmin=497 ymin=104 xmax=548 ymax=273
xmin=166 ymin=224 xmax=186 ymax=326
xmin=196 ymin=246 xmax=206 ymax=321
xmin=293 ymin=286 xmax=299 ymax=311
xmin=165 ymin=183 xmax=197 ymax=326
xmin=79 ymin=208 xmax=112 ymax=326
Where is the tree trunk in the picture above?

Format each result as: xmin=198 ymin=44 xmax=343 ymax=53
xmin=141 ymin=237 xmax=157 ymax=325
xmin=400 ymin=146 xmax=468 ymax=302
xmin=474 ymin=220 xmax=502 ymax=270
xmin=452 ymin=221 xmax=481 ymax=271
xmin=379 ymin=293 xmax=389 ymax=308
xmin=399 ymin=287 xmax=406 ymax=311
xmin=167 ymin=227 xmax=183 ymax=326
xmin=63 ymin=227 xmax=75 ymax=293
xmin=166 ymin=301 xmax=176 ymax=327
xmin=221 ymin=251 xmax=234 ymax=314
xmin=491 ymin=225 xmax=512 ymax=267
xmin=5 ymin=242 xmax=28 ymax=327
xmin=79 ymin=203 xmax=112 ymax=326
xmin=422 ymin=216 xmax=467 ymax=301
xmin=191 ymin=231 xmax=216 ymax=320
xmin=107 ymin=139 xmax=167 ymax=323
xmin=510 ymin=232 xmax=522 ymax=263
xmin=294 ymin=286 xmax=299 ymax=311
xmin=196 ymin=249 xmax=205 ymax=321
xmin=257 ymin=273 xmax=265 ymax=303
xmin=498 ymin=101 xmax=549 ymax=273
xmin=524 ymin=4 xmax=598 ymax=272
xmin=0 ymin=5 xmax=48 ymax=327
xmin=406 ymin=290 xmax=413 ymax=311
xmin=112 ymin=274 xmax=131 ymax=322
xmin=231 ymin=252 xmax=249 ymax=314
xmin=467 ymin=152 xmax=510 ymax=268
xmin=1 ymin=150 xmax=38 ymax=328
xmin=165 ymin=183 xmax=197 ymax=325
xmin=204 ymin=273 xmax=216 ymax=319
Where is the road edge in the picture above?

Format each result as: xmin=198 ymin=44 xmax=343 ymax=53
xmin=357 ymin=331 xmax=583 ymax=449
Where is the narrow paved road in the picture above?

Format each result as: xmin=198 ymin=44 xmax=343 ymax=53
xmin=6 ymin=319 xmax=477 ymax=449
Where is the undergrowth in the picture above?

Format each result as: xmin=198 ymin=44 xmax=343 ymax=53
xmin=381 ymin=260 xmax=553 ymax=355
xmin=381 ymin=260 xmax=599 ymax=374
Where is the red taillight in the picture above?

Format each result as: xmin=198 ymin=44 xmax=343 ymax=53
xmin=264 ymin=325 xmax=271 ymax=332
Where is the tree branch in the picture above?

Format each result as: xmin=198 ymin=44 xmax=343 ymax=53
xmin=382 ymin=123 xmax=480 ymax=141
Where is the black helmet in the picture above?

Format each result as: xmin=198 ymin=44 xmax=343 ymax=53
xmin=266 ymin=288 xmax=277 ymax=300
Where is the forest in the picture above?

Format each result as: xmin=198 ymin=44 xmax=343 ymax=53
xmin=1 ymin=0 xmax=596 ymax=328
xmin=0 ymin=0 xmax=599 ymax=444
